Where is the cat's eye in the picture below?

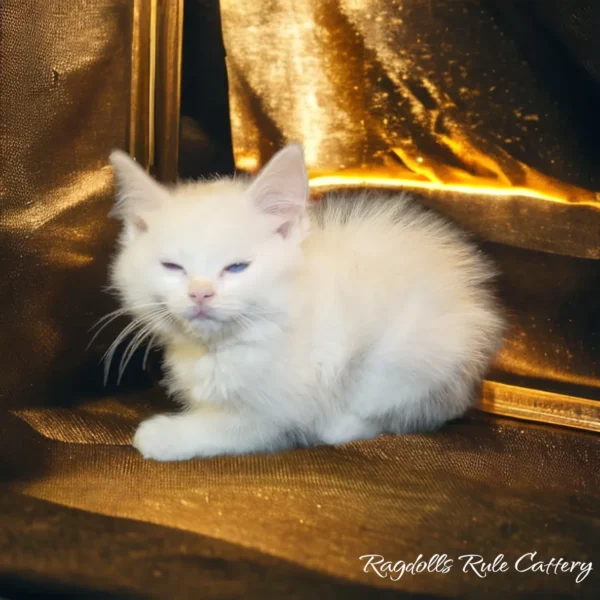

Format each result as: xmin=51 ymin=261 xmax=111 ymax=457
xmin=161 ymin=261 xmax=184 ymax=271
xmin=224 ymin=262 xmax=250 ymax=274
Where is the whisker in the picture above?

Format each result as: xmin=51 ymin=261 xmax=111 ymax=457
xmin=117 ymin=310 xmax=170 ymax=383
xmin=142 ymin=334 xmax=158 ymax=370
xmin=114 ymin=308 xmax=173 ymax=384
xmin=90 ymin=302 xmax=166 ymax=331
xmin=89 ymin=302 xmax=168 ymax=353
xmin=118 ymin=328 xmax=151 ymax=383
xmin=103 ymin=318 xmax=147 ymax=384
xmin=87 ymin=311 xmax=132 ymax=350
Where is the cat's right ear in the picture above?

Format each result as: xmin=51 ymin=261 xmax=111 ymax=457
xmin=109 ymin=150 xmax=167 ymax=234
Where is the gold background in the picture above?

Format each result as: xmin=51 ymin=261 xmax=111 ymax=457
xmin=0 ymin=5 xmax=597 ymax=595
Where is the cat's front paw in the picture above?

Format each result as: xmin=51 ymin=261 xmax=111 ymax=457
xmin=132 ymin=414 xmax=197 ymax=462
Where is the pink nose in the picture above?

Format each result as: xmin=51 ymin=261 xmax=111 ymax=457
xmin=188 ymin=278 xmax=215 ymax=303
xmin=189 ymin=290 xmax=214 ymax=302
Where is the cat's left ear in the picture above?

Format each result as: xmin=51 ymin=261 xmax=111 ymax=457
xmin=247 ymin=144 xmax=308 ymax=237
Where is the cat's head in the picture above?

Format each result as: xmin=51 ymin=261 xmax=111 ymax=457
xmin=109 ymin=145 xmax=309 ymax=341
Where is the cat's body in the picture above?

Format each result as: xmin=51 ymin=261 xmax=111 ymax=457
xmin=108 ymin=146 xmax=504 ymax=461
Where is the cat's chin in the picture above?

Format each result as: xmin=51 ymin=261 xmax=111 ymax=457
xmin=179 ymin=314 xmax=227 ymax=341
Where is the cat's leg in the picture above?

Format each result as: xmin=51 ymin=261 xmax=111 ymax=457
xmin=318 ymin=414 xmax=381 ymax=446
xmin=132 ymin=408 xmax=289 ymax=461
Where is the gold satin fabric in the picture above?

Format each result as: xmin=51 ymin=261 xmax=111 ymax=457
xmin=0 ymin=0 xmax=138 ymax=406
xmin=220 ymin=0 xmax=600 ymax=429
xmin=7 ymin=403 xmax=600 ymax=596
xmin=221 ymin=0 xmax=599 ymax=255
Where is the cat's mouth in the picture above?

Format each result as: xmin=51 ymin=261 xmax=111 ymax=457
xmin=185 ymin=307 xmax=218 ymax=323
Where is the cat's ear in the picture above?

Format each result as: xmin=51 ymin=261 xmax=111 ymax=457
xmin=247 ymin=144 xmax=308 ymax=236
xmin=109 ymin=150 xmax=167 ymax=233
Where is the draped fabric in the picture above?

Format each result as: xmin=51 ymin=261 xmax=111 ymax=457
xmin=0 ymin=1 xmax=598 ymax=597
xmin=0 ymin=0 xmax=135 ymax=408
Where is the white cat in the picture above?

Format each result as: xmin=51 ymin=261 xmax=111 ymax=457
xmin=108 ymin=145 xmax=504 ymax=461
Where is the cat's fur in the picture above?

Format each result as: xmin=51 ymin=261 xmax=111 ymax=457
xmin=108 ymin=145 xmax=504 ymax=461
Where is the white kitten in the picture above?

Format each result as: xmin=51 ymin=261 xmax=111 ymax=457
xmin=108 ymin=145 xmax=504 ymax=461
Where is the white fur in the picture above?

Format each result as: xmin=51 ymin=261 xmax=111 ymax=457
xmin=108 ymin=146 xmax=504 ymax=461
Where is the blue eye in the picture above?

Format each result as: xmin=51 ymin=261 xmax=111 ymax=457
xmin=224 ymin=262 xmax=250 ymax=274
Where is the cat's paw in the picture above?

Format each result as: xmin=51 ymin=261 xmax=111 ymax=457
xmin=132 ymin=414 xmax=197 ymax=462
